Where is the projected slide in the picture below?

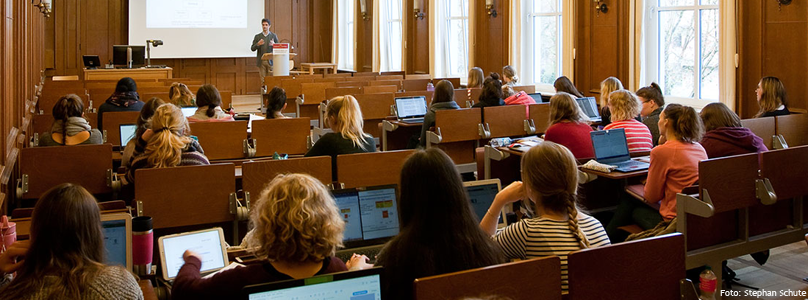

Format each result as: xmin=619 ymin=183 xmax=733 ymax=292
xmin=147 ymin=0 xmax=248 ymax=29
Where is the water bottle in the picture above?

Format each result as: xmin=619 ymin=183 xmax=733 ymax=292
xmin=699 ymin=266 xmax=717 ymax=300
xmin=490 ymin=137 xmax=513 ymax=148
xmin=426 ymin=82 xmax=434 ymax=91
xmin=132 ymin=216 xmax=154 ymax=276
xmin=1 ymin=216 xmax=16 ymax=253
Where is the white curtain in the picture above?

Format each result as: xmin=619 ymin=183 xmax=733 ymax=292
xmin=629 ymin=0 xmax=645 ymax=91
xmin=332 ymin=0 xmax=339 ymax=65
xmin=372 ymin=0 xmax=380 ymax=72
xmin=509 ymin=0 xmax=523 ymax=85
xmin=719 ymin=0 xmax=737 ymax=110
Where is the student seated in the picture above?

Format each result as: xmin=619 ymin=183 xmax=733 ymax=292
xmin=125 ymin=104 xmax=209 ymax=187
xmin=38 ymin=94 xmax=103 ymax=146
xmin=480 ymin=142 xmax=610 ymax=293
xmin=502 ymin=85 xmax=535 ymax=106
xmin=543 ymin=92 xmax=594 ymax=159
xmin=700 ymin=102 xmax=768 ymax=158
xmin=605 ymin=104 xmax=707 ymax=241
xmin=265 ymin=87 xmax=289 ymax=119
xmin=348 ymin=149 xmax=506 ymax=300
xmin=169 ymin=82 xmax=195 ymax=107
xmin=502 ymin=65 xmax=519 ymax=87
xmin=305 ymin=95 xmax=376 ymax=178
xmin=755 ymin=76 xmax=790 ymax=118
xmin=171 ymin=173 xmax=347 ymax=300
xmin=98 ymin=77 xmax=144 ymax=132
xmin=188 ymin=85 xmax=235 ymax=122
xmin=554 ymin=76 xmax=584 ymax=98
xmin=636 ymin=82 xmax=665 ymax=146
xmin=603 ymin=90 xmax=653 ymax=152
xmin=472 ymin=73 xmax=505 ymax=108
xmin=419 ymin=80 xmax=461 ymax=148
xmin=121 ymin=97 xmax=167 ymax=170
xmin=0 ymin=183 xmax=143 ymax=299
xmin=599 ymin=77 xmax=623 ymax=127
xmin=467 ymin=67 xmax=484 ymax=89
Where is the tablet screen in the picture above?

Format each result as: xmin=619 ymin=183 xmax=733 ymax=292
xmin=161 ymin=228 xmax=226 ymax=279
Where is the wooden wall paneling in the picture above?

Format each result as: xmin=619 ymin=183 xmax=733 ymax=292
xmin=473 ymin=0 xmax=510 ymax=76
xmin=356 ymin=0 xmax=373 ymax=72
xmin=82 ymin=0 xmax=110 ymax=67
xmin=310 ymin=1 xmax=333 ymax=64
xmin=574 ymin=0 xmax=630 ymax=101
xmin=212 ymin=58 xmax=240 ymax=94
xmin=407 ymin=0 xmax=429 ymax=74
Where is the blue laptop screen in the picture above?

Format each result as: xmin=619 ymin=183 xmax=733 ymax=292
xmin=102 ymin=219 xmax=127 ymax=268
xmin=334 ymin=186 xmax=400 ymax=243
xmin=576 ymin=97 xmax=600 ymax=120
xmin=591 ymin=129 xmax=631 ymax=163
xmin=395 ymin=96 xmax=427 ymax=119
xmin=246 ymin=272 xmax=382 ymax=300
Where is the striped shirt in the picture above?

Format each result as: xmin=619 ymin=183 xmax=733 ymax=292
xmin=493 ymin=214 xmax=610 ymax=292
xmin=125 ymin=150 xmax=210 ymax=185
xmin=603 ymin=119 xmax=653 ymax=152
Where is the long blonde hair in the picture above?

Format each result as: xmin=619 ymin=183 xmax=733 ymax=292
xmin=549 ymin=92 xmax=589 ymax=125
xmin=248 ymin=173 xmax=344 ymax=262
xmin=502 ymin=65 xmax=519 ymax=84
xmin=521 ymin=142 xmax=589 ymax=248
xmin=144 ymin=104 xmax=192 ymax=168
xmin=756 ymin=76 xmax=787 ymax=117
xmin=467 ymin=67 xmax=484 ymax=89
xmin=169 ymin=82 xmax=195 ymax=107
xmin=608 ymin=90 xmax=641 ymax=122
xmin=600 ymin=77 xmax=623 ymax=107
xmin=326 ymin=95 xmax=371 ymax=147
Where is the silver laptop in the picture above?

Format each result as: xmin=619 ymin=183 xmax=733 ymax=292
xmin=333 ymin=184 xmax=400 ymax=264
xmin=101 ymin=213 xmax=133 ymax=272
xmin=119 ymin=124 xmax=136 ymax=147
xmin=590 ymin=129 xmax=650 ymax=172
xmin=464 ymin=179 xmax=509 ymax=229
xmin=576 ymin=97 xmax=601 ymax=123
xmin=181 ymin=106 xmax=197 ymax=118
xmin=158 ymin=227 xmax=230 ymax=282
xmin=394 ymin=96 xmax=427 ymax=123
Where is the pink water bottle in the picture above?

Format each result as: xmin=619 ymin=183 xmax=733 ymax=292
xmin=132 ymin=216 xmax=153 ymax=276
xmin=1 ymin=215 xmax=16 ymax=253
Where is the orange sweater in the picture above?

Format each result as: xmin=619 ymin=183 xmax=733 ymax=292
xmin=644 ymin=140 xmax=707 ymax=220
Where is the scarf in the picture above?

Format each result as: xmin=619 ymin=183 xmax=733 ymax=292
xmin=51 ymin=117 xmax=92 ymax=136
xmin=106 ymin=91 xmax=140 ymax=107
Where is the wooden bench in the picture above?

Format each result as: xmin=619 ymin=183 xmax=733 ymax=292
xmin=336 ymin=150 xmax=415 ymax=189
xmin=336 ymin=81 xmax=370 ymax=88
xmin=528 ymin=103 xmax=552 ymax=135
xmin=775 ymin=113 xmax=808 ymax=147
xmin=427 ymin=108 xmax=481 ymax=168
xmin=250 ymin=118 xmax=311 ymax=157
xmin=363 ymin=85 xmax=398 ymax=94
xmin=512 ymin=85 xmax=536 ymax=94
xmin=402 ymin=79 xmax=432 ymax=91
xmin=479 ymin=105 xmax=529 ymax=139
xmin=568 ymin=233 xmax=686 ymax=300
xmin=353 ymin=93 xmax=396 ymax=138
xmin=298 ymin=82 xmax=336 ymax=125
xmin=432 ymin=77 xmax=461 ymax=88
xmin=413 ymin=256 xmax=562 ymax=300
xmin=396 ymin=91 xmax=434 ymax=100
xmin=405 ymin=74 xmax=432 ymax=80
xmin=189 ymin=121 xmax=249 ymax=160
xmin=740 ymin=117 xmax=775 ymax=149
xmin=17 ymin=144 xmax=116 ymax=201
xmin=376 ymin=74 xmax=404 ymax=80
xmin=101 ymin=111 xmax=140 ymax=148
xmin=369 ymin=79 xmax=403 ymax=90
xmin=325 ymin=87 xmax=363 ymax=100
xmin=241 ymin=156 xmax=333 ymax=200
xmin=39 ymin=87 xmax=89 ymax=113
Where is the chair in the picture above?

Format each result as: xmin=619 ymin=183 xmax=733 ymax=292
xmin=336 ymin=150 xmax=415 ymax=189
xmin=740 ymin=117 xmax=775 ymax=149
xmin=250 ymin=118 xmax=311 ymax=157
xmin=363 ymin=85 xmax=398 ymax=94
xmin=527 ymin=103 xmax=552 ymax=134
xmin=402 ymin=79 xmax=432 ymax=91
xmin=775 ymin=113 xmax=808 ymax=147
xmin=101 ymin=111 xmax=140 ymax=148
xmin=413 ymin=257 xmax=562 ymax=300
xmin=134 ymin=164 xmax=237 ymax=236
xmin=17 ymin=144 xmax=117 ymax=200
xmin=479 ymin=105 xmax=529 ymax=139
xmin=241 ymin=156 xmax=333 ymax=200
xmin=427 ymin=109 xmax=481 ymax=166
xmin=353 ymin=93 xmax=396 ymax=138
xmin=567 ymin=233 xmax=685 ymax=300
xmin=189 ymin=121 xmax=249 ymax=160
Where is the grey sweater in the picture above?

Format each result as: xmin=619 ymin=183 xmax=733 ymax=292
xmin=419 ymin=101 xmax=461 ymax=148
xmin=5 ymin=266 xmax=143 ymax=300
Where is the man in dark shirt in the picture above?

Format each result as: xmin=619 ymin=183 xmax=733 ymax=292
xmin=251 ymin=18 xmax=279 ymax=78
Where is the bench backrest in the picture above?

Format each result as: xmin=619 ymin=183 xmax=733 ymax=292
xmin=251 ymin=118 xmax=311 ymax=157
xmin=19 ymin=144 xmax=113 ymax=199
xmin=242 ymin=156 xmax=332 ymax=198
xmin=336 ymin=150 xmax=415 ymax=189
xmin=189 ymin=121 xmax=248 ymax=160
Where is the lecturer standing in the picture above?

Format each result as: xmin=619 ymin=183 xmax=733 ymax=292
xmin=251 ymin=18 xmax=279 ymax=78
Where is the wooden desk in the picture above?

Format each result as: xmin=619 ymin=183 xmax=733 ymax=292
xmin=300 ymin=63 xmax=337 ymax=75
xmin=84 ymin=67 xmax=173 ymax=81
xmin=381 ymin=119 xmax=422 ymax=151
xmin=138 ymin=280 xmax=158 ymax=300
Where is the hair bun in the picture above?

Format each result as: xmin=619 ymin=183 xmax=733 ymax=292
xmin=490 ymin=72 xmax=500 ymax=81
xmin=651 ymin=82 xmax=661 ymax=92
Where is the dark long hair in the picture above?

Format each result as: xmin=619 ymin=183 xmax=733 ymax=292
xmin=266 ymin=87 xmax=287 ymax=118
xmin=376 ymin=149 xmax=505 ymax=299
xmin=554 ymin=76 xmax=584 ymax=98
xmin=0 ymin=184 xmax=105 ymax=299
xmin=196 ymin=84 xmax=223 ymax=118
xmin=52 ymin=94 xmax=85 ymax=145
xmin=477 ymin=73 xmax=504 ymax=106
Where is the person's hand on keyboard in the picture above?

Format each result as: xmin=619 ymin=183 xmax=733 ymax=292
xmin=346 ymin=254 xmax=373 ymax=271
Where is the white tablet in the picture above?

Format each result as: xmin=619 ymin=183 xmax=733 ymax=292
xmin=158 ymin=227 xmax=229 ymax=281
xmin=464 ymin=179 xmax=510 ymax=229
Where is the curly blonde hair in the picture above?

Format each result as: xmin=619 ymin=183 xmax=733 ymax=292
xmin=608 ymin=90 xmax=641 ymax=122
xmin=248 ymin=173 xmax=345 ymax=262
xmin=144 ymin=104 xmax=192 ymax=168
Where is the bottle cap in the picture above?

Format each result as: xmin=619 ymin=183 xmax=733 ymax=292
xmin=1 ymin=215 xmax=15 ymax=234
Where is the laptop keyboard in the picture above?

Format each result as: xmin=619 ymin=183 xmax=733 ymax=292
xmin=336 ymin=245 xmax=383 ymax=265
xmin=400 ymin=118 xmax=424 ymax=124
xmin=614 ymin=160 xmax=648 ymax=169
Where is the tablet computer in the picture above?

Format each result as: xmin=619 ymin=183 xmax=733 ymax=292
xmin=158 ymin=227 xmax=229 ymax=281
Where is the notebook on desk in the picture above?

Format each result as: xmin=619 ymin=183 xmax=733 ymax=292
xmin=576 ymin=97 xmax=601 ymax=123
xmin=101 ymin=213 xmax=132 ymax=272
xmin=590 ymin=129 xmax=650 ymax=172
xmin=243 ymin=268 xmax=384 ymax=300
xmin=333 ymin=184 xmax=400 ymax=264
xmin=464 ymin=179 xmax=509 ymax=229
xmin=158 ymin=227 xmax=230 ymax=282
xmin=394 ymin=96 xmax=427 ymax=123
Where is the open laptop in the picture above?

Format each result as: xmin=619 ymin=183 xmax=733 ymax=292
xmin=576 ymin=97 xmax=601 ymax=122
xmin=101 ymin=213 xmax=132 ymax=272
xmin=83 ymin=55 xmax=102 ymax=69
xmin=119 ymin=124 xmax=136 ymax=147
xmin=158 ymin=227 xmax=230 ymax=282
xmin=181 ymin=106 xmax=197 ymax=118
xmin=527 ymin=92 xmax=544 ymax=103
xmin=394 ymin=96 xmax=427 ymax=123
xmin=333 ymin=184 xmax=400 ymax=264
xmin=243 ymin=268 xmax=383 ymax=300
xmin=464 ymin=179 xmax=508 ymax=229
xmin=590 ymin=129 xmax=650 ymax=172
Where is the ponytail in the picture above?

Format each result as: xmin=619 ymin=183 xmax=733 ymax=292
xmin=145 ymin=104 xmax=192 ymax=168
xmin=326 ymin=95 xmax=370 ymax=147
xmin=636 ymin=82 xmax=665 ymax=107
xmin=196 ymin=84 xmax=223 ymax=118
xmin=52 ymin=94 xmax=85 ymax=145
xmin=663 ymin=104 xmax=703 ymax=143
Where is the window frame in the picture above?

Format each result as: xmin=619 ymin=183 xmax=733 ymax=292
xmin=515 ymin=0 xmax=573 ymax=94
xmin=337 ymin=0 xmax=356 ymax=71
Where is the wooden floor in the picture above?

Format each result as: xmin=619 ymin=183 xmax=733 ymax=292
xmin=723 ymin=241 xmax=808 ymax=299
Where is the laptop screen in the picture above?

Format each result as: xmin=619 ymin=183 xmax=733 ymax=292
xmin=181 ymin=106 xmax=197 ymax=118
xmin=394 ymin=96 xmax=427 ymax=119
xmin=333 ymin=185 xmax=400 ymax=245
xmin=576 ymin=97 xmax=600 ymax=120
xmin=161 ymin=228 xmax=227 ymax=280
xmin=465 ymin=182 xmax=500 ymax=222
xmin=102 ymin=218 xmax=128 ymax=268
xmin=119 ymin=124 xmax=137 ymax=146
xmin=244 ymin=268 xmax=383 ymax=300
xmin=527 ymin=93 xmax=543 ymax=103
xmin=591 ymin=129 xmax=631 ymax=163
